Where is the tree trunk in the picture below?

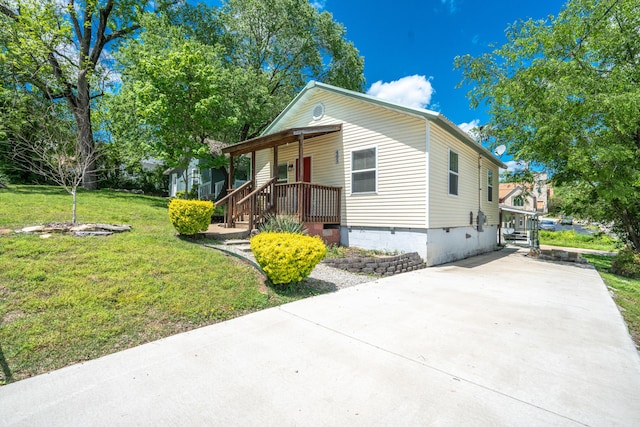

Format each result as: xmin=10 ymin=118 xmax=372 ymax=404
xmin=74 ymin=70 xmax=98 ymax=190
xmin=72 ymin=189 xmax=77 ymax=224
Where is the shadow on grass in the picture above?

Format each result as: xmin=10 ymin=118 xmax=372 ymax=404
xmin=92 ymin=190 xmax=170 ymax=210
xmin=1 ymin=185 xmax=67 ymax=195
xmin=0 ymin=342 xmax=13 ymax=385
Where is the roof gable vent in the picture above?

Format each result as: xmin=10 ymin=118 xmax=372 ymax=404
xmin=312 ymin=103 xmax=325 ymax=120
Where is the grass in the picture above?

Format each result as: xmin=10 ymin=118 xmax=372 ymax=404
xmin=0 ymin=185 xmax=325 ymax=384
xmin=584 ymin=254 xmax=640 ymax=348
xmin=539 ymin=229 xmax=620 ymax=252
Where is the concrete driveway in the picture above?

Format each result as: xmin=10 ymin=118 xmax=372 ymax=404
xmin=2 ymin=248 xmax=640 ymax=426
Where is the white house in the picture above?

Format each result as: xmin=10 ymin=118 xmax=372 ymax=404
xmin=219 ymin=81 xmax=505 ymax=266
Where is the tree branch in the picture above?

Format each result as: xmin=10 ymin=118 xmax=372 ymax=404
xmin=0 ymin=3 xmax=17 ymax=19
xmin=67 ymin=0 xmax=83 ymax=43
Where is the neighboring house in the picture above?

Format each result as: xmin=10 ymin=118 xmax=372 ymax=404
xmin=166 ymin=159 xmax=229 ymax=200
xmin=219 ymin=81 xmax=506 ymax=266
xmin=166 ymin=140 xmax=246 ymax=200
xmin=498 ymin=173 xmax=551 ymax=244
xmin=499 ymin=172 xmax=552 ymax=213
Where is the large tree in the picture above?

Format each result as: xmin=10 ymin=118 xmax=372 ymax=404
xmin=110 ymin=13 xmax=240 ymax=196
xmin=0 ymin=0 xmax=168 ymax=189
xmin=171 ymin=0 xmax=365 ymax=142
xmin=455 ymin=0 xmax=640 ymax=250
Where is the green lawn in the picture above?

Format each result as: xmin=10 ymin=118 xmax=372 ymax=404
xmin=540 ymin=229 xmax=620 ymax=252
xmin=0 ymin=185 xmax=322 ymax=384
xmin=584 ymin=255 xmax=640 ymax=348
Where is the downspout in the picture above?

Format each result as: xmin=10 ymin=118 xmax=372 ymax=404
xmin=477 ymin=154 xmax=484 ymax=231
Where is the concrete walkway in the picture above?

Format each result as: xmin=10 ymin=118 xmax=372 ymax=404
xmin=2 ymin=249 xmax=640 ymax=426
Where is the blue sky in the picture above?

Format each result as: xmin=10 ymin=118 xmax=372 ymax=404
xmin=322 ymin=0 xmax=566 ymax=129
xmin=203 ymin=0 xmax=568 ymax=168
xmin=318 ymin=0 xmax=567 ymax=170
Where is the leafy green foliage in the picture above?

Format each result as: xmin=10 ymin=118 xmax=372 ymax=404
xmin=258 ymin=215 xmax=307 ymax=234
xmin=111 ymin=12 xmax=242 ymax=195
xmin=251 ymin=232 xmax=326 ymax=286
xmin=455 ymin=0 xmax=640 ymax=251
xmin=169 ymin=0 xmax=365 ymax=142
xmin=0 ymin=0 xmax=171 ymax=189
xmin=168 ymin=199 xmax=214 ymax=235
xmin=611 ymin=247 xmax=640 ymax=279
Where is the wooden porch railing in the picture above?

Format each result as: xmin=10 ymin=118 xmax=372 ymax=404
xmin=275 ymin=182 xmax=341 ymax=224
xmin=215 ymin=180 xmax=254 ymax=228
xmin=218 ymin=181 xmax=341 ymax=229
xmin=237 ymin=177 xmax=278 ymax=230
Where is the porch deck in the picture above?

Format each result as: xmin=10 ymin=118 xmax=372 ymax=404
xmin=217 ymin=180 xmax=341 ymax=230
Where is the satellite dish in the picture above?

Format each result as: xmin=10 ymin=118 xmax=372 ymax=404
xmin=494 ymin=145 xmax=507 ymax=156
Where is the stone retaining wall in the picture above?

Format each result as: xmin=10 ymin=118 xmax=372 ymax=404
xmin=323 ymin=252 xmax=426 ymax=276
xmin=533 ymin=248 xmax=589 ymax=264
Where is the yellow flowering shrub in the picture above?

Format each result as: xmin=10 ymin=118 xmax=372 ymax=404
xmin=168 ymin=199 xmax=214 ymax=235
xmin=250 ymin=232 xmax=327 ymax=285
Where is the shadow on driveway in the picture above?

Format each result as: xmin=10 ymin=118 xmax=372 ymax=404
xmin=442 ymin=247 xmax=521 ymax=269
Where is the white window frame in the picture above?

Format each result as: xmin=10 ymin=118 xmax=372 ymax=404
xmin=448 ymin=149 xmax=459 ymax=196
xmin=191 ymin=168 xmax=200 ymax=187
xmin=350 ymin=146 xmax=377 ymax=195
xmin=487 ymin=169 xmax=493 ymax=202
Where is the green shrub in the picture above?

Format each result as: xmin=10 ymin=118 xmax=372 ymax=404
xmin=168 ymin=199 xmax=214 ymax=235
xmin=611 ymin=247 xmax=640 ymax=278
xmin=251 ymin=232 xmax=326 ymax=286
xmin=258 ymin=215 xmax=307 ymax=234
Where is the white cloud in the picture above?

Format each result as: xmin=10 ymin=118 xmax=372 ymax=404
xmin=366 ymin=75 xmax=434 ymax=109
xmin=458 ymin=119 xmax=480 ymax=135
xmin=310 ymin=0 xmax=326 ymax=9
xmin=441 ymin=0 xmax=458 ymax=14
xmin=500 ymin=160 xmax=527 ymax=173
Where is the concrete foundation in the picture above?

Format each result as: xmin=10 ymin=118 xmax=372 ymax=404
xmin=340 ymin=225 xmax=499 ymax=266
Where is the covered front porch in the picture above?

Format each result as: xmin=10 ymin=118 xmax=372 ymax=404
xmin=216 ymin=125 xmax=343 ymax=241
xmin=499 ymin=205 xmax=539 ymax=246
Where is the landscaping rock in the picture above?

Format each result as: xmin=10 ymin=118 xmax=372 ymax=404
xmin=323 ymin=252 xmax=427 ymax=277
xmin=16 ymin=223 xmax=132 ymax=236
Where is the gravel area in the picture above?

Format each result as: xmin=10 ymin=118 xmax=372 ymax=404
xmin=206 ymin=243 xmax=376 ymax=292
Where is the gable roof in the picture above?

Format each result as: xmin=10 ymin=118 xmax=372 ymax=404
xmin=499 ymin=183 xmax=524 ymax=200
xmin=263 ymin=80 xmax=506 ymax=169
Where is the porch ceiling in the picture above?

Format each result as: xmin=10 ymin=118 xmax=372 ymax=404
xmin=221 ymin=124 xmax=342 ymax=156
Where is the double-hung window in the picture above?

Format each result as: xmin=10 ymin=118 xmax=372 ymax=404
xmin=351 ymin=147 xmax=377 ymax=194
xmin=487 ymin=169 xmax=493 ymax=202
xmin=448 ymin=149 xmax=459 ymax=196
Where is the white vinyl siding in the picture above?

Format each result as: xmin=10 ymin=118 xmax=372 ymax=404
xmin=260 ymin=90 xmax=427 ymax=228
xmin=429 ymin=124 xmax=484 ymax=228
xmin=255 ymin=88 xmax=501 ymax=231
xmin=351 ymin=147 xmax=376 ymax=194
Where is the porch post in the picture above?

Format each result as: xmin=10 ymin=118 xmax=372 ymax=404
xmin=228 ymin=154 xmax=234 ymax=191
xmin=273 ymin=146 xmax=278 ymax=179
xmin=297 ymin=134 xmax=304 ymax=220
xmin=251 ymin=151 xmax=256 ymax=183
xmin=227 ymin=154 xmax=235 ymax=228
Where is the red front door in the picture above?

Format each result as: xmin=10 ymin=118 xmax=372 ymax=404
xmin=295 ymin=156 xmax=311 ymax=182
xmin=295 ymin=156 xmax=312 ymax=218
